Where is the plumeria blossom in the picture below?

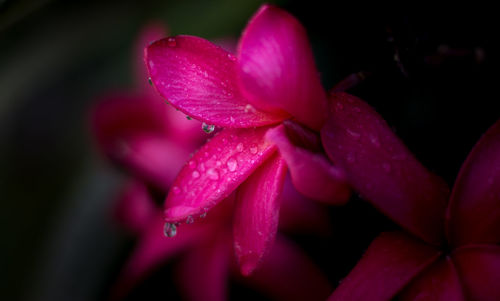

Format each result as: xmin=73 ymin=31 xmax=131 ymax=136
xmin=145 ymin=4 xmax=351 ymax=275
xmin=322 ymin=92 xmax=500 ymax=300
xmin=110 ymin=178 xmax=333 ymax=301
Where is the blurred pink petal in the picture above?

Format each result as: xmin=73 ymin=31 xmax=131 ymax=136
xmin=453 ymin=245 xmax=500 ymax=301
xmin=237 ymin=4 xmax=327 ymax=130
xmin=399 ymin=257 xmax=465 ymax=301
xmin=447 ymin=119 xmax=500 ymax=247
xmin=243 ymin=236 xmax=332 ymax=301
xmin=233 ymin=153 xmax=287 ymax=276
xmin=177 ymin=232 xmax=231 ymax=301
xmin=321 ymin=92 xmax=449 ymax=245
xmin=164 ymin=104 xmax=206 ymax=150
xmin=328 ymin=232 xmax=441 ymax=301
xmin=164 ymin=127 xmax=277 ymax=223
xmin=267 ymin=124 xmax=351 ymax=204
xmin=114 ymin=180 xmax=157 ymax=234
xmin=145 ymin=35 xmax=286 ymax=128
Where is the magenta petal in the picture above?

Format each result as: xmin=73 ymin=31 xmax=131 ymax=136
xmin=267 ymin=125 xmax=351 ymax=204
xmin=447 ymin=119 xmax=500 ymax=247
xmin=399 ymin=257 xmax=466 ymax=301
xmin=242 ymin=235 xmax=332 ymax=301
xmin=328 ymin=231 xmax=441 ymax=301
xmin=453 ymin=245 xmax=500 ymax=301
xmin=114 ymin=180 xmax=157 ymax=234
xmin=164 ymin=127 xmax=277 ymax=223
xmin=321 ymin=92 xmax=449 ymax=245
xmin=233 ymin=153 xmax=287 ymax=276
xmin=177 ymin=232 xmax=231 ymax=301
xmin=145 ymin=35 xmax=286 ymax=128
xmin=237 ymin=4 xmax=328 ymax=130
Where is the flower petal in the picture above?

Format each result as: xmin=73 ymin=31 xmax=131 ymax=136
xmin=164 ymin=127 xmax=277 ymax=223
xmin=328 ymin=231 xmax=441 ymax=301
xmin=109 ymin=215 xmax=212 ymax=300
xmin=267 ymin=124 xmax=351 ymax=204
xmin=177 ymin=231 xmax=231 ymax=301
xmin=145 ymin=35 xmax=286 ymax=128
xmin=453 ymin=245 xmax=500 ymax=301
xmin=237 ymin=4 xmax=328 ymax=130
xmin=447 ymin=119 xmax=500 ymax=247
xmin=321 ymin=92 xmax=449 ymax=245
xmin=114 ymin=180 xmax=157 ymax=234
xmin=399 ymin=257 xmax=466 ymax=301
xmin=233 ymin=153 xmax=287 ymax=276
xmin=241 ymin=235 xmax=332 ymax=301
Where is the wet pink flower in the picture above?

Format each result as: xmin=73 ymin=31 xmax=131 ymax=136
xmin=145 ymin=4 xmax=351 ymax=274
xmin=322 ymin=92 xmax=500 ymax=300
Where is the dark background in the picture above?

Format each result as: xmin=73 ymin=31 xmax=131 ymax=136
xmin=1 ymin=1 xmax=497 ymax=300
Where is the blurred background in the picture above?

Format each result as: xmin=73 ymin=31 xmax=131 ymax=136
xmin=1 ymin=1 xmax=498 ymax=300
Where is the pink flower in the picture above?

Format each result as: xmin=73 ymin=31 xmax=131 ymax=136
xmin=322 ymin=92 xmax=500 ymax=300
xmin=110 ymin=178 xmax=333 ymax=301
xmin=145 ymin=4 xmax=351 ymax=275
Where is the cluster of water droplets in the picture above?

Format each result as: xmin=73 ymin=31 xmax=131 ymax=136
xmin=202 ymin=122 xmax=215 ymax=133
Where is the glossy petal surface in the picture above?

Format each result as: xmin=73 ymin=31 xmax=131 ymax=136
xmin=237 ymin=4 xmax=327 ymax=130
xmin=146 ymin=35 xmax=286 ymax=127
xmin=447 ymin=119 xmax=500 ymax=246
xmin=328 ymin=232 xmax=441 ymax=301
xmin=321 ymin=92 xmax=449 ymax=245
xmin=453 ymin=245 xmax=500 ymax=301
xmin=164 ymin=127 xmax=277 ymax=223
xmin=267 ymin=125 xmax=351 ymax=204
xmin=233 ymin=153 xmax=287 ymax=276
xmin=399 ymin=257 xmax=465 ymax=301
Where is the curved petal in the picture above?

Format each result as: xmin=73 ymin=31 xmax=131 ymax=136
xmin=114 ymin=180 xmax=157 ymax=234
xmin=109 ymin=215 xmax=212 ymax=300
xmin=233 ymin=153 xmax=287 ymax=276
xmin=145 ymin=35 xmax=286 ymax=128
xmin=328 ymin=231 xmax=441 ymax=301
xmin=452 ymin=245 xmax=500 ymax=301
xmin=240 ymin=235 xmax=332 ymax=301
xmin=447 ymin=119 xmax=500 ymax=247
xmin=237 ymin=4 xmax=328 ymax=130
xmin=177 ymin=232 xmax=231 ymax=301
xmin=399 ymin=257 xmax=466 ymax=301
xmin=321 ymin=92 xmax=449 ymax=245
xmin=164 ymin=127 xmax=277 ymax=223
xmin=267 ymin=124 xmax=351 ymax=204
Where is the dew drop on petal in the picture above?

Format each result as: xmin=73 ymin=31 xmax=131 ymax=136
xmin=186 ymin=115 xmax=192 ymax=120
xmin=164 ymin=222 xmax=177 ymax=237
xmin=185 ymin=215 xmax=194 ymax=224
xmin=192 ymin=170 xmax=200 ymax=178
xmin=200 ymin=211 xmax=207 ymax=218
xmin=167 ymin=37 xmax=177 ymax=47
xmin=207 ymin=168 xmax=219 ymax=180
xmin=249 ymin=145 xmax=258 ymax=154
xmin=148 ymin=77 xmax=153 ymax=86
xmin=227 ymin=157 xmax=238 ymax=172
xmin=172 ymin=186 xmax=181 ymax=195
xmin=346 ymin=128 xmax=361 ymax=139
xmin=202 ymin=122 xmax=215 ymax=133
xmin=236 ymin=143 xmax=244 ymax=152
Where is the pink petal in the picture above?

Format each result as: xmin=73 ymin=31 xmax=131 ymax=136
xmin=237 ymin=4 xmax=328 ymax=130
xmin=114 ymin=180 xmax=157 ymax=234
xmin=267 ymin=124 xmax=351 ymax=204
xmin=145 ymin=35 xmax=286 ymax=128
xmin=177 ymin=231 xmax=231 ymax=301
xmin=328 ymin=231 xmax=441 ymax=301
xmin=109 ymin=215 xmax=212 ymax=300
xmin=321 ymin=92 xmax=449 ymax=245
xmin=453 ymin=245 xmax=500 ymax=301
xmin=241 ymin=235 xmax=332 ymax=301
xmin=446 ymin=119 xmax=500 ymax=247
xmin=399 ymin=257 xmax=466 ymax=301
xmin=233 ymin=153 xmax=287 ymax=276
xmin=278 ymin=175 xmax=332 ymax=235
xmin=164 ymin=127 xmax=277 ymax=223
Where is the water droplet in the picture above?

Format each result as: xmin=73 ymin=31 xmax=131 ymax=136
xmin=216 ymin=160 xmax=222 ymax=167
xmin=185 ymin=216 xmax=194 ymax=224
xmin=192 ymin=170 xmax=200 ymax=178
xmin=164 ymin=223 xmax=177 ymax=237
xmin=202 ymin=122 xmax=215 ymax=133
xmin=346 ymin=128 xmax=361 ymax=139
xmin=167 ymin=37 xmax=177 ymax=47
xmin=148 ymin=77 xmax=153 ymax=85
xmin=227 ymin=53 xmax=236 ymax=61
xmin=172 ymin=186 xmax=181 ymax=195
xmin=188 ymin=160 xmax=197 ymax=169
xmin=236 ymin=143 xmax=244 ymax=152
xmin=382 ymin=163 xmax=391 ymax=173
xmin=199 ymin=163 xmax=206 ymax=172
xmin=199 ymin=212 xmax=207 ymax=218
xmin=186 ymin=116 xmax=192 ymax=120
xmin=227 ymin=157 xmax=238 ymax=172
xmin=244 ymin=104 xmax=256 ymax=113
xmin=250 ymin=145 xmax=258 ymax=154
xmin=207 ymin=168 xmax=219 ymax=180
xmin=229 ymin=116 xmax=235 ymax=123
